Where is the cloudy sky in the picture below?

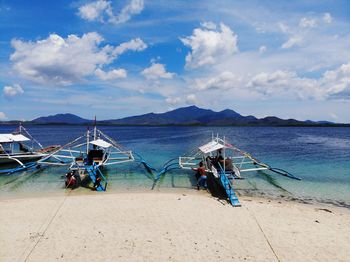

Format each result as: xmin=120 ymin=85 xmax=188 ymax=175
xmin=1 ymin=0 xmax=350 ymax=122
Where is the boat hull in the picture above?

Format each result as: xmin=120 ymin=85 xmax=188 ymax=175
xmin=0 ymin=154 xmax=44 ymax=166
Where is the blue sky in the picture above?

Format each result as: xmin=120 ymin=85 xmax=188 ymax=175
xmin=1 ymin=0 xmax=350 ymax=122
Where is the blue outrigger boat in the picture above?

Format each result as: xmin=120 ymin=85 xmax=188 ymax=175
xmin=0 ymin=124 xmax=59 ymax=174
xmin=39 ymin=125 xmax=134 ymax=191
xmin=154 ymin=134 xmax=301 ymax=207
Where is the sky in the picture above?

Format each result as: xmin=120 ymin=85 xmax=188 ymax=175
xmin=1 ymin=0 xmax=350 ymax=122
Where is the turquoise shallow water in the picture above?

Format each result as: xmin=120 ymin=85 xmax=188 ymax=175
xmin=0 ymin=125 xmax=349 ymax=207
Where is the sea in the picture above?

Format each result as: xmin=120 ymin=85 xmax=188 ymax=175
xmin=0 ymin=125 xmax=349 ymax=207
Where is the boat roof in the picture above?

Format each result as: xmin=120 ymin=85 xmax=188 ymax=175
xmin=0 ymin=134 xmax=30 ymax=143
xmin=90 ymin=139 xmax=112 ymax=148
xmin=199 ymin=140 xmax=225 ymax=154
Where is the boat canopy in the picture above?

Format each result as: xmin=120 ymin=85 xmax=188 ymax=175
xmin=0 ymin=134 xmax=30 ymax=143
xmin=90 ymin=139 xmax=111 ymax=148
xmin=199 ymin=140 xmax=225 ymax=154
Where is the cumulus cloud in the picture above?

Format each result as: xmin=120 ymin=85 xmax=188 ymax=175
xmin=180 ymin=22 xmax=238 ymax=69
xmin=109 ymin=0 xmax=144 ymax=24
xmin=10 ymin=32 xmax=147 ymax=85
xmin=78 ymin=0 xmax=144 ymax=25
xmin=323 ymin=13 xmax=332 ymax=24
xmin=189 ymin=61 xmax=350 ymax=102
xmin=321 ymin=63 xmax=350 ymax=97
xmin=299 ymin=17 xmax=317 ymax=28
xmin=141 ymin=63 xmax=175 ymax=80
xmin=194 ymin=71 xmax=242 ymax=91
xmin=78 ymin=0 xmax=112 ymax=22
xmin=247 ymin=70 xmax=304 ymax=96
xmin=113 ymin=38 xmax=147 ymax=56
xmin=3 ymin=84 xmax=24 ymax=98
xmin=165 ymin=94 xmax=198 ymax=107
xmin=248 ymin=63 xmax=350 ymax=100
xmin=95 ymin=68 xmax=127 ymax=80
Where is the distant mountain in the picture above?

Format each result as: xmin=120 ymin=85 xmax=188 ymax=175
xmin=25 ymin=106 xmax=343 ymax=126
xmin=103 ymin=106 xmax=218 ymax=125
xmin=100 ymin=105 xmax=323 ymax=126
xmin=32 ymin=113 xmax=91 ymax=124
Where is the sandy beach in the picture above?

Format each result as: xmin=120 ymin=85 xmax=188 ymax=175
xmin=0 ymin=190 xmax=349 ymax=262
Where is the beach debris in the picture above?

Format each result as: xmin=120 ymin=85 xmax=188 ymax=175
xmin=317 ymin=208 xmax=333 ymax=213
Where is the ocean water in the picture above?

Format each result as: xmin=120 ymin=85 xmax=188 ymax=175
xmin=0 ymin=125 xmax=349 ymax=207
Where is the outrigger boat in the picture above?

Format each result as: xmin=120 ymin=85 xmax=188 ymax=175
xmin=0 ymin=124 xmax=59 ymax=174
xmin=155 ymin=134 xmax=301 ymax=207
xmin=39 ymin=125 xmax=134 ymax=191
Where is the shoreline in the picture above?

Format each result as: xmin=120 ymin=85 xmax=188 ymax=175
xmin=1 ymin=186 xmax=349 ymax=210
xmin=1 ymin=191 xmax=349 ymax=261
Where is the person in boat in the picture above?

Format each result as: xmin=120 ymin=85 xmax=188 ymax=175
xmin=192 ymin=162 xmax=207 ymax=190
xmin=207 ymin=149 xmax=224 ymax=169
xmin=224 ymin=157 xmax=233 ymax=171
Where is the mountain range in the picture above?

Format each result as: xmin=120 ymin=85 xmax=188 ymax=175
xmin=25 ymin=106 xmax=343 ymax=126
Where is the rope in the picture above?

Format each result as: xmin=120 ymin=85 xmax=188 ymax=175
xmin=244 ymin=205 xmax=281 ymax=262
xmin=269 ymin=167 xmax=301 ymax=180
xmin=19 ymin=124 xmax=43 ymax=149
xmin=22 ymin=190 xmax=72 ymax=262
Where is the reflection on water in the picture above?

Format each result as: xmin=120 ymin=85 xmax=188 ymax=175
xmin=0 ymin=125 xmax=349 ymax=207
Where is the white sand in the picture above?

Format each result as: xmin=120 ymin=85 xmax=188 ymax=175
xmin=0 ymin=190 xmax=349 ymax=262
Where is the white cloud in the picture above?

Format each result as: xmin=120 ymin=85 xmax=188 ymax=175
xmin=165 ymin=94 xmax=198 ymax=107
xmin=109 ymin=0 xmax=144 ymax=24
xmin=278 ymin=13 xmax=335 ymax=50
xmin=10 ymin=33 xmax=147 ymax=85
xmin=188 ymin=61 xmax=350 ymax=102
xmin=278 ymin=22 xmax=290 ymax=33
xmin=247 ymin=63 xmax=350 ymax=100
xmin=321 ymin=63 xmax=350 ymax=96
xmin=180 ymin=22 xmax=238 ymax=69
xmin=200 ymin=21 xmax=217 ymax=30
xmin=281 ymin=35 xmax=302 ymax=49
xmin=0 ymin=112 xmax=7 ymax=120
xmin=299 ymin=17 xmax=317 ymax=28
xmin=113 ymin=38 xmax=147 ymax=56
xmin=78 ymin=0 xmax=111 ymax=22
xmin=141 ymin=63 xmax=175 ymax=80
xmin=259 ymin=45 xmax=267 ymax=54
xmin=194 ymin=71 xmax=242 ymax=91
xmin=185 ymin=94 xmax=198 ymax=104
xmin=248 ymin=70 xmax=302 ymax=96
xmin=323 ymin=13 xmax=332 ymax=24
xmin=166 ymin=97 xmax=181 ymax=106
xmin=3 ymin=84 xmax=24 ymax=98
xmin=95 ymin=68 xmax=127 ymax=80
xmin=78 ymin=0 xmax=144 ymax=25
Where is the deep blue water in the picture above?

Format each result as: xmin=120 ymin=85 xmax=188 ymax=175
xmin=0 ymin=125 xmax=349 ymax=206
